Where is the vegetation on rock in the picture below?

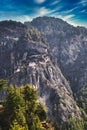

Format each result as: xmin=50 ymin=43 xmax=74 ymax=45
xmin=0 ymin=83 xmax=48 ymax=130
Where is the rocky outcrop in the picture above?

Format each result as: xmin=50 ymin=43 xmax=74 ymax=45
xmin=26 ymin=16 xmax=87 ymax=92
xmin=0 ymin=20 xmax=81 ymax=122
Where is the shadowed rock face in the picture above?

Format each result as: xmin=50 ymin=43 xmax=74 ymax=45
xmin=0 ymin=20 xmax=81 ymax=122
xmin=26 ymin=16 xmax=87 ymax=92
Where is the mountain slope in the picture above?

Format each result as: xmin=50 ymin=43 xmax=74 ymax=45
xmin=25 ymin=16 xmax=87 ymax=92
xmin=0 ymin=20 xmax=80 ymax=122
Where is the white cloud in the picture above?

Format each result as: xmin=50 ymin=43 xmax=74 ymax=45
xmin=15 ymin=15 xmax=32 ymax=23
xmin=35 ymin=6 xmax=63 ymax=17
xmin=16 ymin=7 xmax=52 ymax=22
xmin=68 ymin=21 xmax=77 ymax=27
xmin=63 ymin=14 xmax=75 ymax=21
xmin=80 ymin=9 xmax=86 ymax=13
xmin=52 ymin=12 xmax=75 ymax=21
xmin=50 ymin=1 xmax=60 ymax=6
xmin=79 ymin=0 xmax=87 ymax=6
xmin=35 ymin=0 xmax=46 ymax=4
xmin=34 ymin=7 xmax=52 ymax=17
xmin=63 ymin=7 xmax=78 ymax=14
xmin=38 ymin=7 xmax=49 ymax=15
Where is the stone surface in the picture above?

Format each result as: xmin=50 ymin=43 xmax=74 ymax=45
xmin=26 ymin=16 xmax=87 ymax=92
xmin=0 ymin=20 xmax=81 ymax=122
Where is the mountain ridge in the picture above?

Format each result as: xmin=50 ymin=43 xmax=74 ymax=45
xmin=0 ymin=19 xmax=81 ymax=123
xmin=25 ymin=16 xmax=87 ymax=92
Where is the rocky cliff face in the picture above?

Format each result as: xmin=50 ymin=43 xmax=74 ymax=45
xmin=26 ymin=16 xmax=87 ymax=92
xmin=0 ymin=20 xmax=80 ymax=122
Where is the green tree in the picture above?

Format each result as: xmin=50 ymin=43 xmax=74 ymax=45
xmin=23 ymin=85 xmax=44 ymax=130
xmin=36 ymin=103 xmax=47 ymax=121
xmin=0 ymin=80 xmax=7 ymax=101
xmin=0 ymin=84 xmax=48 ymax=130
xmin=28 ymin=115 xmax=44 ymax=130
xmin=1 ymin=85 xmax=28 ymax=130
xmin=76 ymin=88 xmax=87 ymax=113
xmin=9 ymin=120 xmax=28 ymax=130
xmin=0 ymin=80 xmax=7 ymax=91
xmin=23 ymin=85 xmax=38 ymax=113
xmin=63 ymin=117 xmax=84 ymax=130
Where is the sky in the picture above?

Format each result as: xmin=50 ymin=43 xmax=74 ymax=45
xmin=0 ymin=0 xmax=87 ymax=27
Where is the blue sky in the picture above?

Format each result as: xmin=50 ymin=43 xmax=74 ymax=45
xmin=0 ymin=0 xmax=87 ymax=27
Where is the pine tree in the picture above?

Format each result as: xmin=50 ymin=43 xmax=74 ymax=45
xmin=23 ymin=85 xmax=44 ymax=130
xmin=9 ymin=120 xmax=28 ymax=130
xmin=23 ymin=85 xmax=38 ymax=113
xmin=2 ymin=85 xmax=28 ymax=130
